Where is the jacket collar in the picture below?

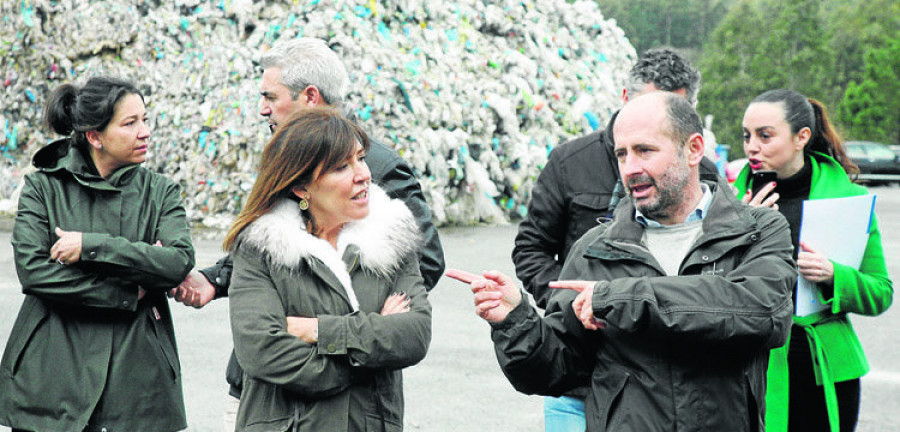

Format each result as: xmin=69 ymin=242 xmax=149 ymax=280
xmin=805 ymin=152 xmax=867 ymax=200
xmin=33 ymin=138 xmax=139 ymax=190
xmin=602 ymin=110 xmax=620 ymax=176
xmin=238 ymin=184 xmax=421 ymax=305
xmin=588 ymin=181 xmax=756 ymax=257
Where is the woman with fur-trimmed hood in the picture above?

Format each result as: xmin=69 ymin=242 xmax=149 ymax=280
xmin=224 ymin=108 xmax=432 ymax=432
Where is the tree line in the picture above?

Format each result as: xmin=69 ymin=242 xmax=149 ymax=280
xmin=596 ymin=0 xmax=899 ymax=156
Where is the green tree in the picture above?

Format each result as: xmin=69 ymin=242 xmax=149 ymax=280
xmin=699 ymin=0 xmax=839 ymax=158
xmin=700 ymin=0 xmax=899 ymax=156
xmin=841 ymin=37 xmax=900 ymax=145
xmin=822 ymin=0 xmax=900 ymax=104
xmin=595 ymin=0 xmax=735 ymax=60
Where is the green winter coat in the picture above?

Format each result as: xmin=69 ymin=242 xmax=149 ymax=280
xmin=230 ymin=185 xmax=432 ymax=432
xmin=735 ymin=152 xmax=893 ymax=432
xmin=0 ymin=139 xmax=195 ymax=432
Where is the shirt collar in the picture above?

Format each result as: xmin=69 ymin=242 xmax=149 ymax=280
xmin=635 ymin=183 xmax=712 ymax=228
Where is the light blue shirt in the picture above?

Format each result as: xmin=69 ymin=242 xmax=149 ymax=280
xmin=635 ymin=183 xmax=712 ymax=228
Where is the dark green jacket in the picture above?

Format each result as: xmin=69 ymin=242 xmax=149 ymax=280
xmin=493 ymin=182 xmax=795 ymax=431
xmin=230 ymin=185 xmax=432 ymax=432
xmin=735 ymin=152 xmax=894 ymax=432
xmin=0 ymin=139 xmax=195 ymax=432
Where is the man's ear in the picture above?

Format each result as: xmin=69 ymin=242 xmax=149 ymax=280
xmin=685 ymin=132 xmax=705 ymax=167
xmin=85 ymin=130 xmax=102 ymax=149
xmin=303 ymin=86 xmax=323 ymax=107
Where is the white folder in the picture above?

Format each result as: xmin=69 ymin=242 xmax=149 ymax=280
xmin=796 ymin=194 xmax=876 ymax=316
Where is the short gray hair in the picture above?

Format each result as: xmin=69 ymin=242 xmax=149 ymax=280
xmin=259 ymin=38 xmax=349 ymax=107
xmin=626 ymin=48 xmax=701 ymax=106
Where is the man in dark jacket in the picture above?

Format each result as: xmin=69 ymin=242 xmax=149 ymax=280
xmin=169 ymin=38 xmax=445 ymax=430
xmin=473 ymin=92 xmax=795 ymax=431
xmin=512 ymin=47 xmax=724 ymax=429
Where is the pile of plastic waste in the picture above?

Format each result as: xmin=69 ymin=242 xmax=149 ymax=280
xmin=0 ymin=0 xmax=636 ymax=227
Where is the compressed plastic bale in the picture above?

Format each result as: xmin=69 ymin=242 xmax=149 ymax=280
xmin=0 ymin=0 xmax=638 ymax=225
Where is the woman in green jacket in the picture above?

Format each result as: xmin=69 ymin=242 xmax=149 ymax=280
xmin=736 ymin=89 xmax=893 ymax=432
xmin=224 ymin=108 xmax=432 ymax=432
xmin=0 ymin=77 xmax=195 ymax=432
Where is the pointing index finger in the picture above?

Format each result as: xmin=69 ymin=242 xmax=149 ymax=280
xmin=548 ymin=280 xmax=591 ymax=292
xmin=445 ymin=268 xmax=480 ymax=284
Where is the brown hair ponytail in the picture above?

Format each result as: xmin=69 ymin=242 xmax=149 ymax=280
xmin=808 ymin=98 xmax=858 ymax=176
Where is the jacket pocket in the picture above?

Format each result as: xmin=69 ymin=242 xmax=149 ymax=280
xmin=569 ymin=193 xmax=611 ymax=240
xmin=591 ymin=369 xmax=630 ymax=431
xmin=372 ymin=370 xmax=403 ymax=430
xmin=240 ymin=380 xmax=293 ymax=429
xmin=146 ymin=307 xmax=180 ymax=379
xmin=1 ymin=298 xmax=49 ymax=376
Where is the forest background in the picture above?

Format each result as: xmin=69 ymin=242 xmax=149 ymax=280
xmin=597 ymin=0 xmax=899 ymax=157
xmin=0 ymin=0 xmax=897 ymax=226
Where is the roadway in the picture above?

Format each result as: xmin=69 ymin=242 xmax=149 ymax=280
xmin=1 ymin=185 xmax=898 ymax=431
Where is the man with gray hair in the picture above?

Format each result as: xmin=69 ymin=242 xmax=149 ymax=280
xmin=512 ymin=47 xmax=723 ymax=430
xmin=476 ymin=91 xmax=794 ymax=431
xmin=170 ymin=37 xmax=445 ymax=431
xmin=257 ymin=37 xmax=350 ymax=132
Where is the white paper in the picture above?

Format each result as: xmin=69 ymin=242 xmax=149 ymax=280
xmin=795 ymin=195 xmax=876 ymax=316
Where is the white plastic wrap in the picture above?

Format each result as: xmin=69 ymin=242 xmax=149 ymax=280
xmin=0 ymin=0 xmax=636 ymax=227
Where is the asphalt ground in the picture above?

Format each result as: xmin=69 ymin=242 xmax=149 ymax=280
xmin=1 ymin=185 xmax=899 ymax=431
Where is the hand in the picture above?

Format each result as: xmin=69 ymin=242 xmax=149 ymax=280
xmin=286 ymin=317 xmax=318 ymax=343
xmin=741 ymin=182 xmax=779 ymax=210
xmin=170 ymin=270 xmax=216 ymax=308
xmin=797 ymin=242 xmax=835 ymax=284
xmin=471 ymin=270 xmax=522 ymax=323
xmin=381 ymin=292 xmax=411 ymax=315
xmin=550 ymin=280 xmax=605 ymax=330
xmin=50 ymin=227 xmax=83 ymax=265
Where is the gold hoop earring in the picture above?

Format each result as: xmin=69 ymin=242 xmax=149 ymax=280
xmin=299 ymin=197 xmax=309 ymax=210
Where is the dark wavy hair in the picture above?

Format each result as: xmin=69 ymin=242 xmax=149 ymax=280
xmin=628 ymin=48 xmax=701 ymax=106
xmin=43 ymin=76 xmax=144 ymax=148
xmin=752 ymin=89 xmax=858 ymax=176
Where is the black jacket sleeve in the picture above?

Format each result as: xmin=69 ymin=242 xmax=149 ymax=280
xmin=512 ymin=151 xmax=568 ymax=308
xmin=368 ymin=141 xmax=445 ymax=291
xmin=198 ymin=254 xmax=233 ymax=298
xmin=699 ymin=156 xmax=729 ymax=189
xmin=489 ymin=292 xmax=598 ymax=396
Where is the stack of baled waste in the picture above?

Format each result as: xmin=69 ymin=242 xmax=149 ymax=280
xmin=0 ymin=0 xmax=636 ymax=227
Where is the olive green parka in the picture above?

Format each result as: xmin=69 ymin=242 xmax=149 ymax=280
xmin=230 ymin=185 xmax=432 ymax=432
xmin=492 ymin=182 xmax=796 ymax=431
xmin=0 ymin=139 xmax=195 ymax=432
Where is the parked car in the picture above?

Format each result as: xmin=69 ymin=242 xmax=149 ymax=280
xmin=845 ymin=141 xmax=900 ymax=185
xmin=890 ymin=144 xmax=900 ymax=159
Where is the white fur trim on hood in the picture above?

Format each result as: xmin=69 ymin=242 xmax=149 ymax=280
xmin=237 ymin=184 xmax=421 ymax=311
